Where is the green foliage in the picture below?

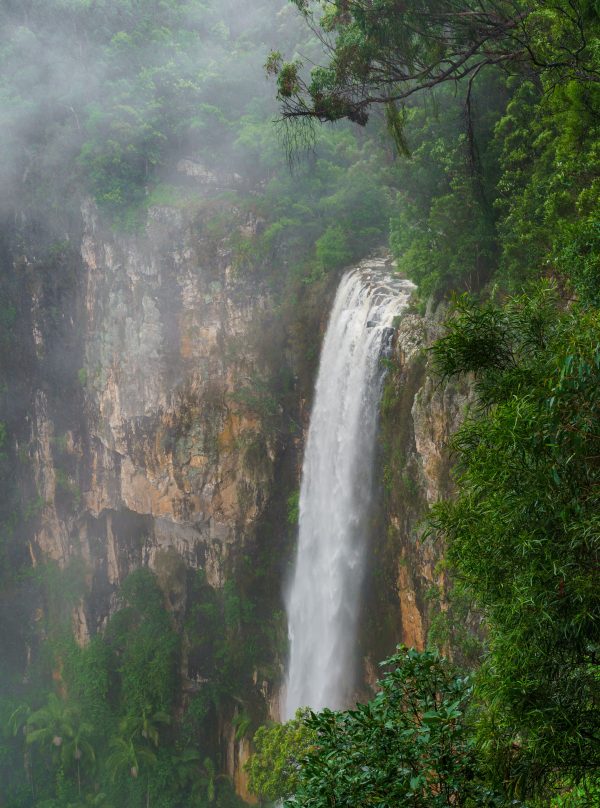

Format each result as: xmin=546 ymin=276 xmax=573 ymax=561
xmin=246 ymin=709 xmax=316 ymax=802
xmin=388 ymin=73 xmax=502 ymax=297
xmin=230 ymin=119 xmax=394 ymax=289
xmin=556 ymin=220 xmax=600 ymax=306
xmin=426 ymin=582 xmax=484 ymax=669
xmin=105 ymin=735 xmax=156 ymax=783
xmin=54 ymin=469 xmax=81 ymax=510
xmin=270 ymin=3 xmax=599 ymax=299
xmin=107 ymin=570 xmax=179 ymax=717
xmin=0 ymin=0 xmax=287 ymax=221
xmin=431 ymin=289 xmax=600 ymax=797
xmin=286 ymin=490 xmax=300 ymax=526
xmin=0 ymin=564 xmax=264 ymax=807
xmin=0 ymin=0 xmax=396 ymax=284
xmin=271 ymin=1 xmax=598 ymax=130
xmin=26 ymin=692 xmax=96 ymax=798
xmin=552 ymin=779 xmax=600 ymax=806
xmin=255 ymin=649 xmax=511 ymax=807
xmin=315 ymin=224 xmax=351 ymax=272
xmin=494 ymin=78 xmax=600 ymax=291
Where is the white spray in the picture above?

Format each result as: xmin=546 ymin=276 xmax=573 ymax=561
xmin=284 ymin=259 xmax=414 ymax=718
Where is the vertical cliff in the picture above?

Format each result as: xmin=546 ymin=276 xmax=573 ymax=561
xmin=11 ymin=189 xmax=314 ymax=796
xmin=29 ymin=201 xmax=275 ymax=609
xmin=361 ymin=300 xmax=474 ymax=678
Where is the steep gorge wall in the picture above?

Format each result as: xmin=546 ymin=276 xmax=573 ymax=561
xmin=361 ymin=302 xmax=473 ymax=681
xmin=30 ymin=200 xmax=279 ymax=626
xmin=12 ymin=190 xmax=308 ymax=799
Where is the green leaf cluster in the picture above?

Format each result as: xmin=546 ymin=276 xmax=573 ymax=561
xmin=431 ymin=288 xmax=600 ymax=798
xmin=0 ymin=568 xmax=260 ymax=808
xmin=250 ymin=649 xmax=512 ymax=807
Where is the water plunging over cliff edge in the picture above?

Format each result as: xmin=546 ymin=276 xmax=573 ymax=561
xmin=283 ymin=259 xmax=415 ymax=719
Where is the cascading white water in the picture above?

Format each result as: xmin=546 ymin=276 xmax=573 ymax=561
xmin=283 ymin=258 xmax=415 ymax=719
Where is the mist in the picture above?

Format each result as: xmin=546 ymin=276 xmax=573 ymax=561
xmin=0 ymin=0 xmax=310 ymax=231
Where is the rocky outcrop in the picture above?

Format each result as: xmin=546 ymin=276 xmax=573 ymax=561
xmin=29 ymin=200 xmax=281 ymax=619
xmin=362 ymin=300 xmax=472 ymax=671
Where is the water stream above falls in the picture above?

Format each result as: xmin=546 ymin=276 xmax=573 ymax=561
xmin=283 ymin=259 xmax=415 ymax=719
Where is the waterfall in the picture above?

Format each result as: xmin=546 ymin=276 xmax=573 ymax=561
xmin=283 ymin=258 xmax=415 ymax=719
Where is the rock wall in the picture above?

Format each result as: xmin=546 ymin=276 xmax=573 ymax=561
xmin=29 ymin=199 xmax=282 ymax=625
xmin=18 ymin=195 xmax=301 ymax=797
xmin=362 ymin=300 xmax=473 ymax=677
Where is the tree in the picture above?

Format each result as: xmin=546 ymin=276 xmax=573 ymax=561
xmin=26 ymin=694 xmax=94 ymax=796
xmin=26 ymin=695 xmax=77 ymax=763
xmin=62 ymin=720 xmax=95 ymax=798
xmin=268 ymin=1 xmax=599 ymax=137
xmin=430 ymin=285 xmax=600 ymax=798
xmin=249 ymin=648 xmax=509 ymax=806
xmin=105 ymin=708 xmax=169 ymax=808
xmin=170 ymin=747 xmax=202 ymax=795
xmin=120 ymin=708 xmax=171 ymax=750
xmin=246 ymin=709 xmax=316 ymax=803
xmin=105 ymin=736 xmax=156 ymax=808
xmin=315 ymin=224 xmax=352 ymax=271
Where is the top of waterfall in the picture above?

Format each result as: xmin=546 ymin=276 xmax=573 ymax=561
xmin=348 ymin=261 xmax=416 ymax=321
xmin=354 ymin=257 xmax=417 ymax=292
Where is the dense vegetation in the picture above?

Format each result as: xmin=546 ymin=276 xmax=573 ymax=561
xmin=1 ymin=561 xmax=286 ymax=807
xmin=0 ymin=0 xmax=598 ymax=807
xmin=431 ymin=288 xmax=600 ymax=799
xmin=0 ymin=0 xmax=394 ymax=270
xmin=250 ymin=648 xmax=510 ymax=807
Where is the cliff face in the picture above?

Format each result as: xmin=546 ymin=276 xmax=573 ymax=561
xmin=19 ymin=194 xmax=302 ymax=798
xmin=362 ymin=302 xmax=472 ymax=675
xmin=30 ymin=200 xmax=280 ymax=625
